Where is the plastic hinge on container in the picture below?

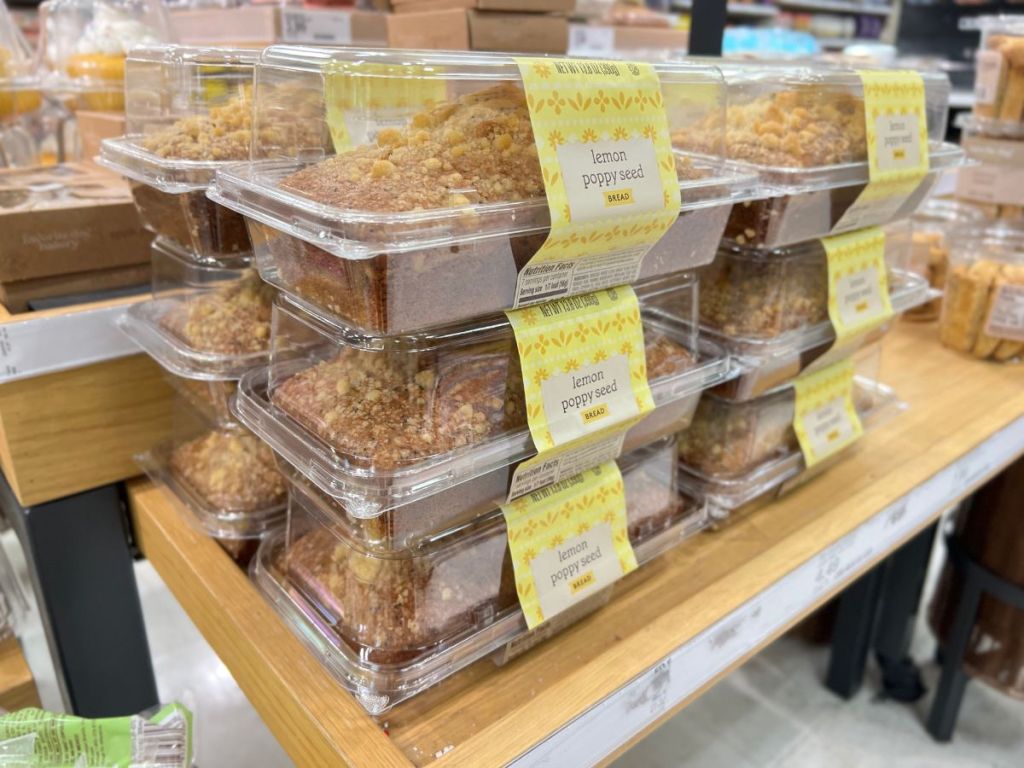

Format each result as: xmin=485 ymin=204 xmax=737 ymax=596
xmin=233 ymin=277 xmax=731 ymax=518
xmin=678 ymin=378 xmax=903 ymax=520
xmin=249 ymin=440 xmax=708 ymax=714
xmin=708 ymin=268 xmax=931 ymax=401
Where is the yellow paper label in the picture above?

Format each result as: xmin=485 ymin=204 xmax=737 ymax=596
xmin=511 ymin=58 xmax=679 ymax=306
xmin=501 ymin=461 xmax=637 ymax=630
xmin=505 ymin=286 xmax=654 ymax=455
xmin=824 ymin=226 xmax=893 ymax=349
xmin=792 ymin=358 xmax=863 ymax=468
xmin=324 ymin=62 xmax=446 ymax=151
xmin=833 ymin=71 xmax=930 ymax=233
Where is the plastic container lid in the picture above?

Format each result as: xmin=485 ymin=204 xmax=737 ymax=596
xmin=672 ymin=59 xmax=960 ymax=194
xmin=250 ymin=440 xmax=708 ymax=714
xmin=209 ymin=46 xmax=758 ymax=260
xmin=97 ymin=46 xmax=260 ymax=193
xmin=678 ymin=378 xmax=903 ymax=516
xmin=234 ymin=278 xmax=733 ymax=518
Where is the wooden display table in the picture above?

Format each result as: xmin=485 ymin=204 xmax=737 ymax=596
xmin=0 ymin=297 xmax=171 ymax=507
xmin=0 ymin=636 xmax=40 ymax=712
xmin=130 ymin=323 xmax=1024 ymax=767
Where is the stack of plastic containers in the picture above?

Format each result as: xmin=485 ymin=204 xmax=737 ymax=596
xmin=671 ymin=61 xmax=961 ymax=521
xmin=101 ymin=46 xmax=286 ymax=566
xmin=208 ymin=47 xmax=753 ymax=712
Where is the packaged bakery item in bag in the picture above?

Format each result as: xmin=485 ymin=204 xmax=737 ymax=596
xmin=939 ymin=223 xmax=1024 ymax=362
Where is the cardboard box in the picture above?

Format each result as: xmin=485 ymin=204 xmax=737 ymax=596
xmin=76 ymin=111 xmax=126 ymax=167
xmin=0 ymin=164 xmax=152 ymax=283
xmin=468 ymin=10 xmax=567 ymax=53
xmin=387 ymin=9 xmax=468 ymax=48
xmin=392 ymin=0 xmax=569 ymax=11
xmin=476 ymin=0 xmax=574 ymax=12
xmin=170 ymin=6 xmax=467 ymax=49
xmin=0 ymin=264 xmax=150 ymax=314
xmin=609 ymin=24 xmax=688 ymax=52
xmin=391 ymin=0 xmax=475 ymax=15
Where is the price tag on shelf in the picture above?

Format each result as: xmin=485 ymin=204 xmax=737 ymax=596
xmin=280 ymin=9 xmax=352 ymax=45
xmin=568 ymin=24 xmax=616 ymax=56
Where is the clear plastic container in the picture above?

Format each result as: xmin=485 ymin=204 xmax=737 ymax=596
xmin=0 ymin=3 xmax=43 ymax=124
xmin=700 ymin=234 xmax=931 ymax=399
xmin=679 ymin=343 xmax=883 ymax=479
xmin=972 ymin=16 xmax=1024 ymax=134
xmin=97 ymin=46 xmax=259 ymax=261
xmin=162 ymin=370 xmax=238 ymax=428
xmin=39 ymin=0 xmax=172 ymax=111
xmin=234 ymin=274 xmax=732 ymax=519
xmin=699 ymin=225 xmax=909 ymax=342
xmin=897 ymin=198 xmax=987 ymax=321
xmin=678 ymin=377 xmax=902 ymax=521
xmin=208 ymin=47 xmax=757 ymax=336
xmin=118 ymin=237 xmax=274 ymax=380
xmin=939 ymin=223 xmax=1024 ymax=362
xmin=138 ymin=397 xmax=287 ymax=566
xmin=250 ymin=438 xmax=708 ymax=713
xmin=672 ymin=60 xmax=961 ymax=248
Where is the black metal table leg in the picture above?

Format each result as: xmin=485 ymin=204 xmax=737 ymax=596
xmin=0 ymin=473 xmax=159 ymax=716
xmin=873 ymin=523 xmax=937 ymax=702
xmin=926 ymin=534 xmax=1024 ymax=742
xmin=926 ymin=567 xmax=981 ymax=742
xmin=825 ymin=562 xmax=885 ymax=699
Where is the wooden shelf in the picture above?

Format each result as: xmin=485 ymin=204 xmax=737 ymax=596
xmin=0 ymin=636 xmax=40 ymax=711
xmin=0 ymin=296 xmax=173 ymax=506
xmin=130 ymin=323 xmax=1024 ymax=768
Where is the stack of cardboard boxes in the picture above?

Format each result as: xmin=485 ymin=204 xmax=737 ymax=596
xmin=0 ymin=164 xmax=151 ymax=312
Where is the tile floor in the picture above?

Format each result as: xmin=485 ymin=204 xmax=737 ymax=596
xmin=4 ymin=530 xmax=1022 ymax=767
